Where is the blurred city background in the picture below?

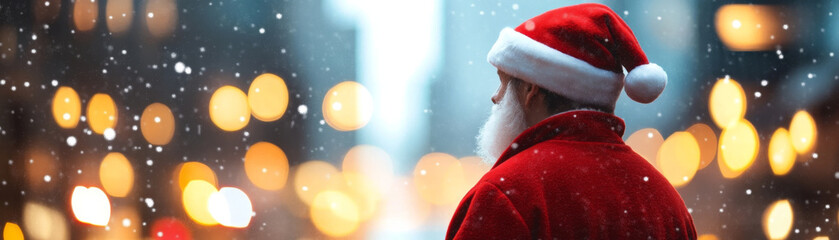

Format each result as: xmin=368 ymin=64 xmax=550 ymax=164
xmin=0 ymin=0 xmax=837 ymax=239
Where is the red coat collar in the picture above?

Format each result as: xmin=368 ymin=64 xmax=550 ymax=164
xmin=491 ymin=110 xmax=626 ymax=169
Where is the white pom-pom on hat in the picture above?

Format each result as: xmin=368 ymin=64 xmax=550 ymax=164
xmin=625 ymin=63 xmax=667 ymax=104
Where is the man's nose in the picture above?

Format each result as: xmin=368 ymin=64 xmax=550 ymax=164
xmin=491 ymin=95 xmax=499 ymax=105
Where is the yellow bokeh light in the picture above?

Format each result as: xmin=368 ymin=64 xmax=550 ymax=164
xmin=698 ymin=234 xmax=719 ymax=240
xmin=294 ymin=161 xmax=342 ymax=206
xmin=72 ymin=0 xmax=98 ymax=31
xmin=310 ymin=190 xmax=360 ymax=237
xmin=244 ymin=142 xmax=289 ymax=191
xmin=87 ymin=93 xmax=118 ymax=134
xmin=209 ymin=85 xmax=251 ymax=131
xmin=52 ymin=86 xmax=82 ymax=129
xmin=625 ymin=128 xmax=665 ymax=168
xmin=763 ymin=199 xmax=793 ymax=240
xmin=322 ymin=81 xmax=374 ymax=131
xmin=687 ymin=123 xmax=718 ymax=170
xmin=715 ymin=4 xmax=788 ymax=51
xmin=342 ymin=145 xmax=394 ymax=198
xmin=768 ymin=128 xmax=796 ymax=176
xmin=789 ymin=110 xmax=817 ymax=154
xmin=145 ymin=0 xmax=177 ymax=38
xmin=342 ymin=172 xmax=380 ymax=221
xmin=248 ymin=73 xmax=289 ymax=122
xmin=3 ymin=222 xmax=23 ymax=240
xmin=459 ymin=156 xmax=491 ymax=191
xmin=176 ymin=162 xmax=218 ymax=192
xmin=140 ymin=103 xmax=175 ymax=145
xmin=813 ymin=237 xmax=829 ymax=240
xmin=105 ymin=0 xmax=134 ymax=35
xmin=657 ymin=132 xmax=701 ymax=187
xmin=70 ymin=186 xmax=111 ymax=226
xmin=22 ymin=202 xmax=69 ymax=240
xmin=709 ymin=77 xmax=747 ymax=129
xmin=718 ymin=119 xmax=759 ymax=178
xmin=99 ymin=152 xmax=134 ymax=197
xmin=413 ymin=152 xmax=465 ymax=205
xmin=182 ymin=180 xmax=219 ymax=226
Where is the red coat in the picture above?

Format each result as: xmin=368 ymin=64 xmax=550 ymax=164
xmin=446 ymin=111 xmax=696 ymax=239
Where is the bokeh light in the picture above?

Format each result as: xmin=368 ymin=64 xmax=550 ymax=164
xmin=698 ymin=234 xmax=719 ymax=240
xmin=209 ymin=85 xmax=251 ymax=132
xmin=709 ymin=77 xmax=747 ymax=129
xmin=789 ymin=110 xmax=817 ymax=154
xmin=141 ymin=103 xmax=176 ymax=145
xmin=176 ymin=162 xmax=218 ymax=192
xmin=762 ymin=199 xmax=793 ymax=240
xmin=342 ymin=172 xmax=380 ymax=221
xmin=22 ymin=202 xmax=69 ymax=240
xmin=99 ymin=152 xmax=134 ymax=197
xmin=625 ymin=128 xmax=665 ymax=167
xmin=718 ymin=119 xmax=759 ymax=178
xmin=657 ymin=132 xmax=701 ymax=187
xmin=715 ymin=4 xmax=787 ymax=51
xmin=72 ymin=0 xmax=98 ymax=31
xmin=322 ymin=81 xmax=374 ymax=131
xmin=310 ymin=190 xmax=360 ymax=237
xmin=87 ymin=93 xmax=119 ymax=135
xmin=70 ymin=186 xmax=112 ymax=226
xmin=459 ymin=156 xmax=491 ymax=193
xmin=686 ymin=123 xmax=718 ymax=170
xmin=207 ymin=187 xmax=254 ymax=228
xmin=52 ymin=86 xmax=81 ymax=129
xmin=145 ymin=0 xmax=178 ymax=38
xmin=3 ymin=222 xmax=23 ymax=240
xmin=248 ymin=73 xmax=289 ymax=122
xmin=105 ymin=0 xmax=134 ymax=34
xmin=182 ymin=180 xmax=219 ymax=226
xmin=768 ymin=128 xmax=796 ymax=176
xmin=813 ymin=237 xmax=829 ymax=240
xmin=150 ymin=217 xmax=192 ymax=240
xmin=244 ymin=142 xmax=289 ymax=191
xmin=342 ymin=145 xmax=394 ymax=198
xmin=413 ymin=152 xmax=465 ymax=205
xmin=294 ymin=161 xmax=342 ymax=206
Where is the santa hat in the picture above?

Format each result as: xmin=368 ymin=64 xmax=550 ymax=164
xmin=487 ymin=3 xmax=666 ymax=108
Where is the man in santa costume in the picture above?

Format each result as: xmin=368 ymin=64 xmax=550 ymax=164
xmin=446 ymin=3 xmax=696 ymax=239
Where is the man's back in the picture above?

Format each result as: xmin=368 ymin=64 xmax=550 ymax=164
xmin=447 ymin=111 xmax=696 ymax=239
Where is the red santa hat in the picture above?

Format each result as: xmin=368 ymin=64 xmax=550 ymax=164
xmin=487 ymin=3 xmax=666 ymax=109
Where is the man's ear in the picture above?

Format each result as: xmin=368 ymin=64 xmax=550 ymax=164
xmin=522 ymin=82 xmax=542 ymax=108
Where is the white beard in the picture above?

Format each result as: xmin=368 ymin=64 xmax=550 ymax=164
xmin=476 ymin=85 xmax=529 ymax=165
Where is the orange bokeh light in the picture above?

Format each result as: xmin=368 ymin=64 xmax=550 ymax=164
xmin=99 ymin=152 xmax=134 ymax=197
xmin=625 ymin=128 xmax=665 ymax=168
xmin=52 ymin=86 xmax=82 ymax=129
xmin=686 ymin=123 xmax=718 ymax=170
xmin=73 ymin=0 xmax=98 ymax=31
xmin=176 ymin=162 xmax=218 ymax=192
xmin=244 ymin=142 xmax=290 ymax=191
xmin=715 ymin=4 xmax=788 ymax=51
xmin=86 ymin=93 xmax=119 ymax=135
xmin=141 ymin=103 xmax=176 ymax=145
